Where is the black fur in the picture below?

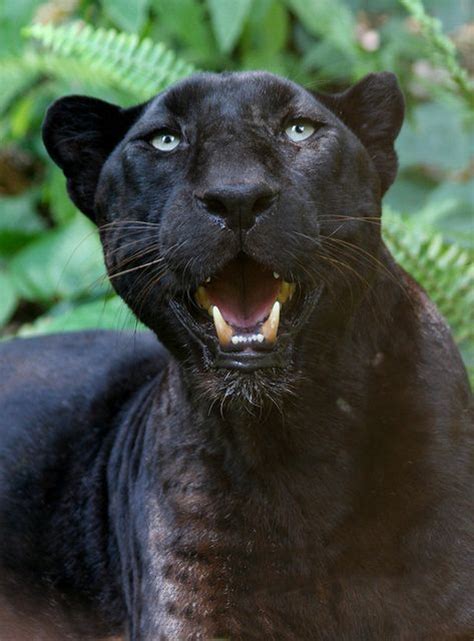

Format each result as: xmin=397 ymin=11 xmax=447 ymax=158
xmin=0 ymin=71 xmax=472 ymax=640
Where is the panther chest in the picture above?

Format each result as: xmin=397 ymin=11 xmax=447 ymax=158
xmin=142 ymin=534 xmax=472 ymax=641
xmin=139 ymin=473 xmax=326 ymax=640
xmin=128 ymin=468 xmax=473 ymax=641
xmin=147 ymin=530 xmax=324 ymax=640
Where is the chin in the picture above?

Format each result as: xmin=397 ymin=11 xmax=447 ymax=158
xmin=193 ymin=360 xmax=303 ymax=415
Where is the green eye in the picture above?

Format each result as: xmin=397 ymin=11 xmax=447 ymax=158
xmin=285 ymin=121 xmax=315 ymax=142
xmin=151 ymin=131 xmax=181 ymax=151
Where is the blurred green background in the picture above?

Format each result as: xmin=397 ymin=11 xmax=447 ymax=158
xmin=0 ymin=0 xmax=472 ymax=378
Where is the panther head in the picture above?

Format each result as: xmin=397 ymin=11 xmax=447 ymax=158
xmin=43 ymin=71 xmax=404 ymax=406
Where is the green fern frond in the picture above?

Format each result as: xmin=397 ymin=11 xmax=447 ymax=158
xmin=383 ymin=210 xmax=474 ymax=346
xmin=398 ymin=0 xmax=474 ymax=105
xmin=24 ymin=22 xmax=195 ymax=101
xmin=0 ymin=53 xmax=118 ymax=118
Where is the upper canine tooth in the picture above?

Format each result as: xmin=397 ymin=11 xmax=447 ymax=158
xmin=261 ymin=301 xmax=280 ymax=345
xmin=277 ymin=281 xmax=295 ymax=304
xmin=212 ymin=305 xmax=233 ymax=348
xmin=195 ymin=286 xmax=211 ymax=310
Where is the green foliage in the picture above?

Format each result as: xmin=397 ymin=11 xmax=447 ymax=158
xmin=24 ymin=22 xmax=195 ymax=101
xmin=9 ymin=215 xmax=105 ymax=303
xmin=384 ymin=210 xmax=474 ymax=346
xmin=151 ymin=0 xmax=214 ymax=64
xmin=399 ymin=0 xmax=474 ymax=104
xmin=18 ymin=296 xmax=142 ymax=337
xmin=0 ymin=191 xmax=45 ymax=255
xmin=207 ymin=0 xmax=253 ymax=54
xmin=384 ymin=209 xmax=474 ymax=380
xmin=102 ymin=0 xmax=149 ymax=33
xmin=240 ymin=0 xmax=289 ymax=71
xmin=397 ymin=101 xmax=471 ymax=173
xmin=0 ymin=0 xmax=471 ymax=383
xmin=287 ymin=0 xmax=355 ymax=53
xmin=0 ymin=271 xmax=17 ymax=325
xmin=0 ymin=57 xmax=39 ymax=116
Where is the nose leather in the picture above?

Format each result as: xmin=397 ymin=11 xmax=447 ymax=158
xmin=197 ymin=183 xmax=278 ymax=232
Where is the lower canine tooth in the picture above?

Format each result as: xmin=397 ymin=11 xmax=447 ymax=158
xmin=212 ymin=305 xmax=233 ymax=348
xmin=261 ymin=301 xmax=280 ymax=345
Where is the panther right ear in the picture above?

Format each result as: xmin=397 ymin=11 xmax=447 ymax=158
xmin=42 ymin=96 xmax=144 ymax=220
xmin=315 ymin=72 xmax=404 ymax=195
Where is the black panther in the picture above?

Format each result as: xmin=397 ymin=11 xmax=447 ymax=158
xmin=0 ymin=71 xmax=472 ymax=640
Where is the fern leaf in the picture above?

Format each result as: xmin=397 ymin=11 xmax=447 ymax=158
xmin=383 ymin=210 xmax=474 ymax=347
xmin=24 ymin=22 xmax=195 ymax=101
xmin=399 ymin=0 xmax=474 ymax=105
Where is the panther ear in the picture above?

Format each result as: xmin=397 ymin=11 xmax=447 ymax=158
xmin=42 ymin=96 xmax=144 ymax=220
xmin=315 ymin=72 xmax=405 ymax=195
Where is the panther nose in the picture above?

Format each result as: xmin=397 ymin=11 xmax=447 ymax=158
xmin=197 ymin=183 xmax=278 ymax=231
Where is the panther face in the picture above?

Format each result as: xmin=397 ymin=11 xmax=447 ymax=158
xmin=43 ymin=71 xmax=403 ymax=403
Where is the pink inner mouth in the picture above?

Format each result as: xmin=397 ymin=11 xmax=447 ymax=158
xmin=205 ymin=255 xmax=280 ymax=328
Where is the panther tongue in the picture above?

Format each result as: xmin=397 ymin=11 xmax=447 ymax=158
xmin=205 ymin=255 xmax=280 ymax=328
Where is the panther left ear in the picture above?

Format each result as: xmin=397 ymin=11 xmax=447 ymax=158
xmin=42 ymin=95 xmax=145 ymax=220
xmin=315 ymin=72 xmax=405 ymax=195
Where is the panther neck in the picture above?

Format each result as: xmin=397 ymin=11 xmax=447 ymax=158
xmin=108 ymin=361 xmax=362 ymax=640
xmin=107 ymin=272 xmax=405 ymax=639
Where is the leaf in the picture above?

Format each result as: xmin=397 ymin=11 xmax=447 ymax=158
xmin=345 ymin=0 xmax=404 ymax=12
xmin=102 ymin=0 xmax=150 ymax=34
xmin=0 ymin=0 xmax=39 ymax=55
xmin=17 ymin=296 xmax=145 ymax=336
xmin=0 ymin=57 xmax=39 ymax=116
xmin=207 ymin=0 xmax=253 ymax=54
xmin=386 ymin=173 xmax=473 ymax=248
xmin=9 ymin=93 xmax=35 ymax=138
xmin=419 ymin=180 xmax=474 ymax=245
xmin=285 ymin=0 xmax=356 ymax=54
xmin=399 ymin=0 xmax=473 ymax=103
xmin=430 ymin=0 xmax=474 ymax=31
xmin=397 ymin=101 xmax=472 ymax=172
xmin=42 ymin=166 xmax=78 ymax=225
xmin=384 ymin=172 xmax=437 ymax=215
xmin=9 ymin=215 xmax=107 ymax=303
xmin=0 ymin=191 xmax=45 ymax=255
xmin=301 ymin=40 xmax=357 ymax=83
xmin=0 ymin=270 xmax=17 ymax=325
xmin=24 ymin=22 xmax=195 ymax=101
xmin=151 ymin=0 xmax=215 ymax=63
xmin=383 ymin=208 xmax=474 ymax=347
xmin=241 ymin=0 xmax=289 ymax=71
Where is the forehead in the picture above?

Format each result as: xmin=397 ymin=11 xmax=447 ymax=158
xmin=143 ymin=71 xmax=317 ymax=124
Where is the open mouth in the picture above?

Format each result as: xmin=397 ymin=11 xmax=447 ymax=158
xmin=194 ymin=254 xmax=296 ymax=352
xmin=170 ymin=252 xmax=318 ymax=370
xmin=170 ymin=252 xmax=321 ymax=370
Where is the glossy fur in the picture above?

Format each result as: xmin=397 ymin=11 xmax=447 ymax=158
xmin=0 ymin=71 xmax=472 ymax=640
